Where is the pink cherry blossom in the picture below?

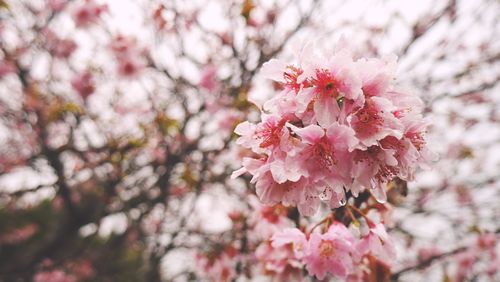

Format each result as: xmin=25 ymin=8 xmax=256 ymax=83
xmin=255 ymin=241 xmax=303 ymax=281
xmin=355 ymin=223 xmax=396 ymax=265
xmin=44 ymin=30 xmax=77 ymax=59
xmin=47 ymin=0 xmax=68 ymax=12
xmin=71 ymin=71 xmax=95 ymax=99
xmin=296 ymin=52 xmax=362 ymax=127
xmin=234 ymin=114 xmax=291 ymax=154
xmin=271 ymin=228 xmax=308 ymax=259
xmin=303 ymin=222 xmax=357 ymax=280
xmin=350 ymin=97 xmax=403 ymax=147
xmin=477 ymin=232 xmax=497 ymax=249
xmin=233 ymin=40 xmax=433 ymax=215
xmin=72 ymin=0 xmax=107 ymax=28
xmin=356 ymin=55 xmax=397 ymax=98
xmin=117 ymin=57 xmax=146 ymax=78
xmin=288 ymin=123 xmax=358 ymax=185
xmin=199 ymin=65 xmax=219 ymax=92
xmin=248 ymin=198 xmax=294 ymax=241
xmin=109 ymin=35 xmax=147 ymax=78
xmin=33 ymin=269 xmax=76 ymax=282
xmin=0 ymin=224 xmax=38 ymax=244
xmin=195 ymin=246 xmax=238 ymax=282
xmin=453 ymin=250 xmax=478 ymax=282
xmin=0 ymin=60 xmax=16 ymax=78
xmin=109 ymin=35 xmax=137 ymax=55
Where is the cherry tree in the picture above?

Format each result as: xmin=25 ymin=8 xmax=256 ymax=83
xmin=0 ymin=0 xmax=499 ymax=281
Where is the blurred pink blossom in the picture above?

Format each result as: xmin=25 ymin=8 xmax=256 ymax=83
xmin=0 ymin=60 xmax=16 ymax=78
xmin=33 ymin=270 xmax=76 ymax=282
xmin=71 ymin=71 xmax=95 ymax=99
xmin=199 ymin=65 xmax=219 ymax=92
xmin=47 ymin=0 xmax=68 ymax=12
xmin=72 ymin=0 xmax=107 ymax=28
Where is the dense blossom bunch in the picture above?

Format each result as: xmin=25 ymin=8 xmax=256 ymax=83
xmin=195 ymin=245 xmax=239 ymax=282
xmin=194 ymin=197 xmax=397 ymax=281
xmin=233 ymin=41 xmax=435 ymax=215
xmin=271 ymin=221 xmax=395 ymax=280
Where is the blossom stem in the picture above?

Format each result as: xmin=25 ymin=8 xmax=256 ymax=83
xmin=309 ymin=213 xmax=334 ymax=234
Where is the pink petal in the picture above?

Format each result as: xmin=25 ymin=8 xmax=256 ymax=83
xmin=326 ymin=123 xmax=359 ymax=152
xmin=314 ymin=94 xmax=340 ymax=128
xmin=290 ymin=124 xmax=324 ymax=144
xmin=261 ymin=59 xmax=287 ymax=82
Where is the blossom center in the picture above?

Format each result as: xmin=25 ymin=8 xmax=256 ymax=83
xmin=313 ymin=141 xmax=336 ymax=168
xmin=353 ymin=100 xmax=384 ymax=138
xmin=256 ymin=119 xmax=287 ymax=148
xmin=405 ymin=131 xmax=426 ymax=151
xmin=319 ymin=240 xmax=335 ymax=258
xmin=283 ymin=65 xmax=309 ymax=92
xmin=293 ymin=242 xmax=303 ymax=253
xmin=312 ymin=69 xmax=339 ymax=98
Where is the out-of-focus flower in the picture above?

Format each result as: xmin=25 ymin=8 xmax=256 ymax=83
xmin=453 ymin=250 xmax=478 ymax=282
xmin=355 ymin=223 xmax=396 ymax=265
xmin=109 ymin=35 xmax=147 ymax=78
xmin=0 ymin=60 xmax=16 ymax=78
xmin=44 ymin=30 xmax=77 ymax=59
xmin=271 ymin=228 xmax=308 ymax=259
xmin=477 ymin=232 xmax=497 ymax=249
xmin=248 ymin=198 xmax=293 ymax=241
xmin=72 ymin=0 xmax=107 ymax=28
xmin=199 ymin=64 xmax=219 ymax=92
xmin=255 ymin=241 xmax=303 ymax=281
xmin=116 ymin=57 xmax=146 ymax=78
xmin=33 ymin=269 xmax=76 ymax=282
xmin=0 ymin=224 xmax=38 ymax=244
xmin=195 ymin=245 xmax=239 ymax=282
xmin=47 ymin=0 xmax=68 ymax=12
xmin=66 ymin=260 xmax=95 ymax=279
xmin=71 ymin=71 xmax=95 ymax=99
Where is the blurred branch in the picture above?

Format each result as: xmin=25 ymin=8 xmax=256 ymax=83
xmin=399 ymin=0 xmax=456 ymax=57
xmin=391 ymin=246 xmax=467 ymax=280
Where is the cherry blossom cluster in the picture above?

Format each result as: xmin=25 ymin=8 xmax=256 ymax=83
xmin=233 ymin=41 xmax=435 ymax=215
xmin=271 ymin=221 xmax=395 ymax=280
xmin=194 ymin=200 xmax=397 ymax=281
xmin=195 ymin=245 xmax=238 ymax=282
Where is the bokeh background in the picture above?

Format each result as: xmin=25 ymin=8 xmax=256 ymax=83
xmin=0 ymin=0 xmax=499 ymax=281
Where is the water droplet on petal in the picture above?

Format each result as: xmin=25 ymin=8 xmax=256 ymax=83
xmin=371 ymin=185 xmax=387 ymax=203
xmin=338 ymin=189 xmax=347 ymax=206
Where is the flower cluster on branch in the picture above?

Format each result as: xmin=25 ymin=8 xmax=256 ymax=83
xmin=233 ymin=41 xmax=435 ymax=216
